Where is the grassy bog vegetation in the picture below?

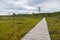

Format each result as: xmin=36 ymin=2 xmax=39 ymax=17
xmin=0 ymin=12 xmax=60 ymax=40
xmin=0 ymin=16 xmax=41 ymax=40
xmin=46 ymin=17 xmax=60 ymax=40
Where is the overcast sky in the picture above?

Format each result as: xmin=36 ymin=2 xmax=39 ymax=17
xmin=0 ymin=0 xmax=60 ymax=15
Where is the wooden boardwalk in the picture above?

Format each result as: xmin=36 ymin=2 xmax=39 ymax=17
xmin=21 ymin=18 xmax=51 ymax=40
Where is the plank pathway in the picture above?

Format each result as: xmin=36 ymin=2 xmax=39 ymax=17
xmin=22 ymin=18 xmax=51 ymax=40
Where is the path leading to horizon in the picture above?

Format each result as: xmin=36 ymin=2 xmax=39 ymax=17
xmin=22 ymin=18 xmax=51 ymax=40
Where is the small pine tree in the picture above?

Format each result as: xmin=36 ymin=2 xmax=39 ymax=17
xmin=13 ymin=13 xmax=16 ymax=16
xmin=38 ymin=7 xmax=40 ymax=13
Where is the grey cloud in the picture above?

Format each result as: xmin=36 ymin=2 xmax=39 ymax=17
xmin=27 ymin=0 xmax=48 ymax=6
xmin=0 ymin=0 xmax=27 ymax=10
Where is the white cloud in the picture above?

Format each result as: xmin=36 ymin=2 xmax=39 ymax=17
xmin=14 ymin=0 xmax=28 ymax=6
xmin=34 ymin=1 xmax=60 ymax=12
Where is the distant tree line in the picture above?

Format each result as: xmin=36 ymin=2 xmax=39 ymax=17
xmin=12 ymin=11 xmax=60 ymax=18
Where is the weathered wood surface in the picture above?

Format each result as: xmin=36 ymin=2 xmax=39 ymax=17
xmin=21 ymin=18 xmax=51 ymax=40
